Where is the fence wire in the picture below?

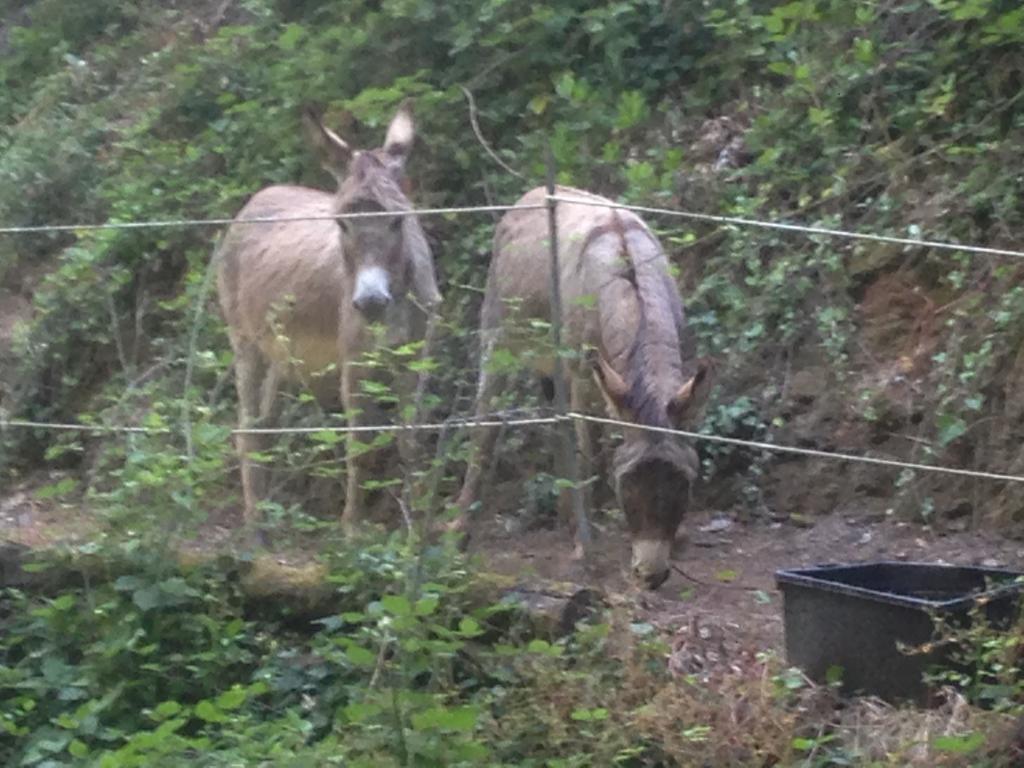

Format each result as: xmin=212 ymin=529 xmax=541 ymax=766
xmin=0 ymin=409 xmax=557 ymax=437
xmin=4 ymin=410 xmax=1024 ymax=486
xmin=4 ymin=191 xmax=1023 ymax=489
xmin=4 ymin=194 xmax=1021 ymax=261
xmin=0 ymin=203 xmax=547 ymax=235
xmin=571 ymin=413 xmax=1024 ymax=485
xmin=547 ymin=194 xmax=1024 ymax=261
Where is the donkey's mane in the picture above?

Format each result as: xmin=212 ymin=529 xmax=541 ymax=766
xmin=596 ymin=213 xmax=686 ymax=428
xmin=340 ymin=152 xmax=411 ymax=213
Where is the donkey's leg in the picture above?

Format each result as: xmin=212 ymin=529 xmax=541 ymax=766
xmin=340 ymin=360 xmax=376 ymax=533
xmin=452 ymin=329 xmax=505 ymax=530
xmin=233 ymin=343 xmax=270 ymax=527
xmin=255 ymin=360 xmax=284 ymax=506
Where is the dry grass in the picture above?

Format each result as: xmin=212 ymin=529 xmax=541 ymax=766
xmin=832 ymin=690 xmax=1022 ymax=767
xmin=484 ymin=605 xmax=1024 ymax=767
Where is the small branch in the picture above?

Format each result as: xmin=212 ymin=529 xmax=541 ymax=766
xmin=368 ymin=637 xmax=391 ymax=690
xmin=105 ymin=285 xmax=130 ymax=377
xmin=131 ymin=278 xmax=148 ymax=370
xmin=390 ymin=488 xmax=415 ymax=535
xmin=671 ymin=563 xmax=762 ymax=592
xmin=410 ymin=310 xmax=440 ymax=426
xmin=391 ymin=681 xmax=410 ymax=768
xmin=459 ymin=85 xmax=527 ymax=183
xmin=207 ymin=361 xmax=235 ymax=409
xmin=129 ymin=358 xmax=176 ymax=389
xmin=182 ymin=256 xmax=219 ymax=464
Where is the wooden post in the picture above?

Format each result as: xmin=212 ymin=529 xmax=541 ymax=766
xmin=544 ymin=147 xmax=591 ymax=558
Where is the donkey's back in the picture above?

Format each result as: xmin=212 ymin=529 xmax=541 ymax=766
xmin=482 ymin=185 xmax=674 ymax=366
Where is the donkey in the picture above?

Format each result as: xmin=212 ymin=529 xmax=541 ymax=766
xmin=455 ymin=185 xmax=713 ymax=589
xmin=216 ymin=101 xmax=441 ymax=531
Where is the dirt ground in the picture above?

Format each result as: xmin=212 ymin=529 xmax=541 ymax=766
xmin=4 ymin=478 xmax=1024 ymax=659
xmin=466 ymin=505 xmax=1024 ymax=654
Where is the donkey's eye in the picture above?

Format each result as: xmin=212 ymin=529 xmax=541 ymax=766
xmin=389 ymin=216 xmax=403 ymax=233
xmin=338 ymin=219 xmax=352 ymax=236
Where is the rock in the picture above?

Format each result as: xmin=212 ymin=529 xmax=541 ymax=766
xmin=698 ymin=517 xmax=733 ymax=533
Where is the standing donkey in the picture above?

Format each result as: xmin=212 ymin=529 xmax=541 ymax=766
xmin=216 ymin=101 xmax=441 ymax=531
xmin=455 ymin=186 xmax=713 ymax=589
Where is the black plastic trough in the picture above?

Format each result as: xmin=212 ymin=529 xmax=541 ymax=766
xmin=775 ymin=561 xmax=1024 ymax=704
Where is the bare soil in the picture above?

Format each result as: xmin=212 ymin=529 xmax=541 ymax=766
xmin=4 ymin=472 xmax=1024 ymax=658
xmin=465 ymin=504 xmax=1024 ymax=653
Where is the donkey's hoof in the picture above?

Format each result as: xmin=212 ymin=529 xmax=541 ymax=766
xmin=433 ymin=515 xmax=471 ymax=551
xmin=240 ymin=523 xmax=271 ymax=552
xmin=444 ymin=515 xmax=469 ymax=534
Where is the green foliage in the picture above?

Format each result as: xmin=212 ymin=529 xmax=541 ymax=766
xmin=3 ymin=0 xmax=1024 ymax=510
xmin=4 ymin=0 xmax=1024 ymax=759
xmin=1 ymin=533 xmax=839 ymax=767
xmin=928 ymin=590 xmax=1024 ymax=712
xmin=0 ymin=534 xmax=505 ymax=766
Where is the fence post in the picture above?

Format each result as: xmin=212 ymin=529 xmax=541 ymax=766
xmin=544 ymin=146 xmax=591 ymax=559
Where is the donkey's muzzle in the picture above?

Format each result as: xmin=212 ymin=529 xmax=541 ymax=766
xmin=352 ymin=267 xmax=392 ymax=318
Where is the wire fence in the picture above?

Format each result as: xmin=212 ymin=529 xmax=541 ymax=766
xmin=3 ymin=194 xmax=1022 ymax=260
xmin=0 ymin=203 xmax=547 ymax=235
xmin=547 ymin=194 xmax=1024 ymax=261
xmin=3 ymin=191 xmax=1022 ymax=489
xmin=0 ymin=410 xmax=559 ymax=436
xmin=5 ymin=409 xmax=1023 ymax=485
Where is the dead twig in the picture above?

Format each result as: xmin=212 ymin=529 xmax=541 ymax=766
xmin=104 ymin=284 xmax=130 ymax=378
xmin=368 ymin=636 xmax=392 ymax=690
xmin=671 ymin=563 xmax=763 ymax=592
xmin=459 ymin=85 xmax=527 ymax=183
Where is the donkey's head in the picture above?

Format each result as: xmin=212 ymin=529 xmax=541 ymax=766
xmin=594 ymin=355 xmax=715 ymax=589
xmin=302 ymin=101 xmax=424 ymax=321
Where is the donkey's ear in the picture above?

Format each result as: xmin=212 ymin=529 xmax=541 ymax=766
xmin=666 ymin=357 xmax=715 ymax=428
xmin=302 ymin=107 xmax=352 ymax=179
xmin=383 ymin=99 xmax=415 ymax=164
xmin=591 ymin=351 xmax=630 ymax=417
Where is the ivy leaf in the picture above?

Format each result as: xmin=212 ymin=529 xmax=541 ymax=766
xmin=458 ymin=617 xmax=483 ymax=637
xmin=345 ymin=644 xmax=377 ymax=669
xmin=937 ymin=414 xmax=967 ymax=446
xmin=414 ymin=597 xmax=439 ymax=616
xmin=278 ymin=25 xmax=304 ymax=52
xmin=410 ymin=705 xmax=478 ymax=733
xmin=528 ymin=94 xmax=549 ymax=114
xmin=152 ymin=701 xmax=182 ymax=721
xmin=570 ymin=707 xmax=609 ymax=721
xmin=380 ymin=595 xmax=412 ymax=617
xmin=194 ymin=700 xmax=227 ymax=723
xmin=215 ymin=686 xmax=248 ymax=711
xmin=132 ymin=586 xmax=162 ymax=612
xmin=933 ymin=732 xmax=985 ymax=754
xmin=825 ymin=665 xmax=844 ymax=685
xmin=68 ymin=739 xmax=89 ymax=758
xmin=343 ymin=701 xmax=383 ymax=723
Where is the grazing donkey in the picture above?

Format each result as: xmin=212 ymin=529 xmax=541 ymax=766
xmin=455 ymin=186 xmax=713 ymax=589
xmin=216 ymin=101 xmax=441 ymax=531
